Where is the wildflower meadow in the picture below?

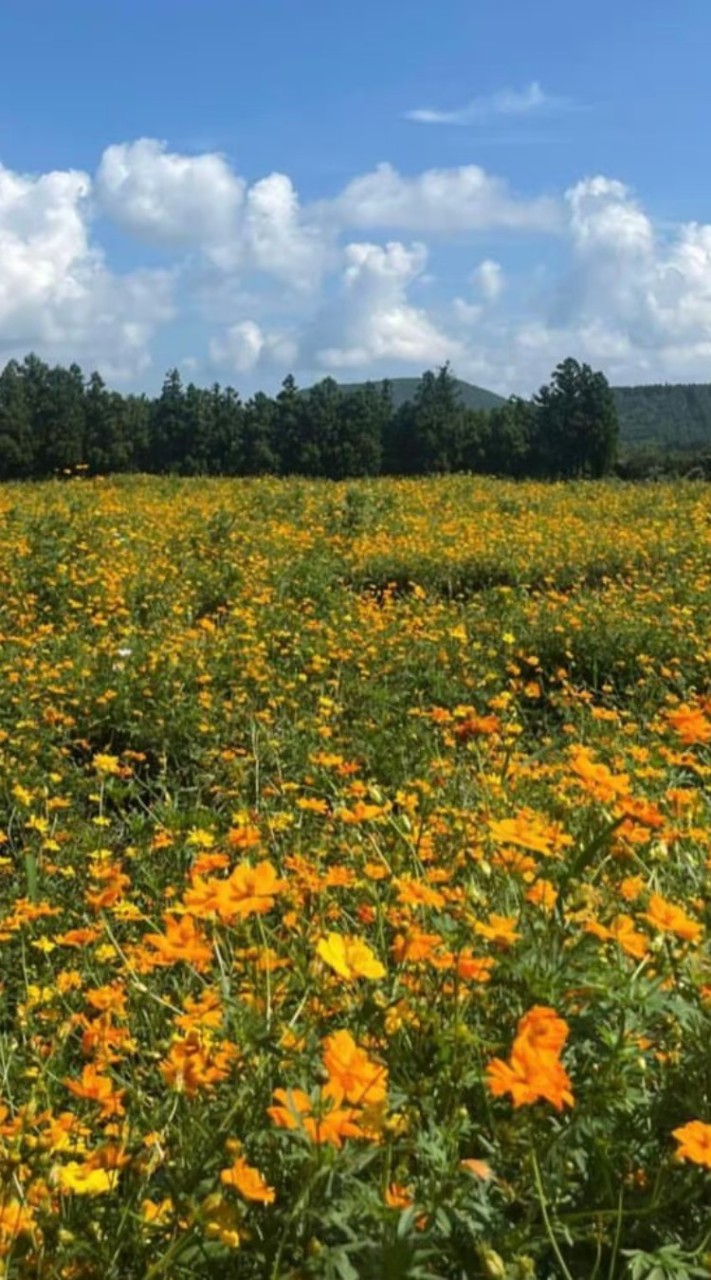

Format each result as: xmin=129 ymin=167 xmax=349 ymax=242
xmin=1 ymin=473 xmax=711 ymax=1279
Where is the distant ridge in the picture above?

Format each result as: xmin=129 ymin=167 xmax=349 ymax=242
xmin=610 ymin=383 xmax=711 ymax=450
xmin=335 ymin=376 xmax=506 ymax=413
xmin=332 ymin=376 xmax=711 ymax=451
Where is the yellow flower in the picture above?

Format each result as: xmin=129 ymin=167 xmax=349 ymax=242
xmin=316 ymin=933 xmax=386 ymax=981
xmin=92 ymin=752 xmax=122 ymax=776
xmin=56 ymin=1162 xmax=118 ymax=1195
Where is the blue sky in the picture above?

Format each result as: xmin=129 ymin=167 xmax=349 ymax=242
xmin=1 ymin=0 xmax=710 ymax=394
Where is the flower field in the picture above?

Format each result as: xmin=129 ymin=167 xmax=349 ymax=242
xmin=1 ymin=473 xmax=711 ymax=1278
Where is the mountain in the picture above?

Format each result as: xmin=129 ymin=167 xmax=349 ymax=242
xmin=611 ymin=384 xmax=711 ymax=451
xmin=335 ymin=376 xmax=506 ymax=412
xmin=332 ymin=375 xmax=711 ymax=453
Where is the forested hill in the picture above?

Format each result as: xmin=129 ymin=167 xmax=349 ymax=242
xmin=336 ymin=377 xmax=506 ymax=413
xmin=611 ymin=383 xmax=711 ymax=449
xmin=338 ymin=377 xmax=711 ymax=450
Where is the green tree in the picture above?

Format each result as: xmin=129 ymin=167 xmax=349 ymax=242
xmin=181 ymin=383 xmax=214 ymax=475
xmin=85 ymin=372 xmax=135 ymax=474
xmin=330 ymin=381 xmax=388 ymax=477
xmin=242 ymin=392 xmax=278 ymax=474
xmin=208 ymin=384 xmax=244 ymax=474
xmin=274 ymin=374 xmax=304 ymax=475
xmin=387 ymin=365 xmax=466 ymax=474
xmin=0 ymin=360 xmax=35 ymax=479
xmin=301 ymin=378 xmax=342 ymax=477
xmin=149 ymin=369 xmax=187 ymax=472
xmin=533 ymin=358 xmax=619 ymax=478
xmin=480 ymin=397 xmax=535 ymax=476
xmin=37 ymin=363 xmax=87 ymax=474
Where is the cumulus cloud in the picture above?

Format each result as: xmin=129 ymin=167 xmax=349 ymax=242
xmin=451 ymin=178 xmax=711 ymax=393
xmin=329 ymin=161 xmax=560 ymax=234
xmin=209 ymin=319 xmax=297 ymax=375
xmin=8 ymin=138 xmax=711 ymax=395
xmin=556 ymin=176 xmax=711 ymax=363
xmin=97 ymin=140 xmax=329 ymax=291
xmin=0 ymin=158 xmax=173 ymax=380
xmin=96 ymin=138 xmax=244 ymax=248
xmin=406 ymin=81 xmax=568 ymax=125
xmin=314 ymin=240 xmax=460 ymax=370
xmin=219 ymin=172 xmax=328 ymax=288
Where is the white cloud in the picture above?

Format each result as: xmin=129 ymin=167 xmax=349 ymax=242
xmin=8 ymin=139 xmax=711 ymax=396
xmin=406 ymin=81 xmax=567 ymax=125
xmin=0 ymin=159 xmax=173 ymax=380
xmin=96 ymin=138 xmax=244 ymax=248
xmin=97 ymin=140 xmax=329 ymax=291
xmin=558 ymin=176 xmax=711 ymax=358
xmin=240 ymin=172 xmax=327 ymax=288
xmin=472 ymin=259 xmax=504 ymax=301
xmin=329 ymin=161 xmax=560 ymax=234
xmin=451 ymin=177 xmax=711 ymax=393
xmin=209 ymin=319 xmax=297 ymax=375
xmin=315 ymin=240 xmax=461 ymax=370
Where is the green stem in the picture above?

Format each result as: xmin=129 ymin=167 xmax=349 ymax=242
xmin=607 ymin=1185 xmax=624 ymax=1280
xmin=531 ymin=1146 xmax=575 ymax=1280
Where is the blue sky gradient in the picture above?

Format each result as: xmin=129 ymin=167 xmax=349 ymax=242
xmin=1 ymin=0 xmax=709 ymax=393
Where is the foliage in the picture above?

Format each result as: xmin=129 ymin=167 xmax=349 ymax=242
xmin=0 ymin=355 xmax=622 ymax=482
xmin=533 ymin=358 xmax=619 ymax=478
xmin=613 ymin=383 xmax=711 ymax=451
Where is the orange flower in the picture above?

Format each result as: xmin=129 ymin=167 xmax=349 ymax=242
xmin=474 ymin=914 xmax=520 ymax=948
xmin=486 ymin=1006 xmax=574 ymax=1111
xmin=64 ymin=1064 xmax=125 ymax=1117
xmin=461 ymin=1158 xmax=492 ymax=1181
xmin=175 ymin=988 xmax=223 ymax=1032
xmin=0 ymin=1199 xmax=36 ymax=1243
xmin=267 ymin=1086 xmax=364 ymax=1147
xmin=395 ymin=876 xmax=446 ymax=910
xmin=454 ymin=714 xmax=500 ymax=741
xmin=488 ymin=811 xmax=570 ymax=858
xmin=160 ymin=1033 xmax=238 ymax=1097
xmin=455 ymin=950 xmax=494 ymax=982
xmin=221 ymin=1156 xmax=276 ymax=1204
xmin=141 ymin=1197 xmax=173 ymax=1227
xmin=516 ymin=1005 xmax=569 ymax=1056
xmin=385 ymin=1182 xmax=414 ymax=1209
xmin=642 ymin=894 xmax=703 ymax=944
xmin=665 ymin=705 xmax=711 ymax=746
xmin=322 ymin=1030 xmax=388 ymax=1106
xmin=526 ymin=880 xmax=558 ymax=912
xmin=85 ymin=862 xmax=131 ymax=911
xmin=391 ymin=928 xmax=444 ymax=964
xmin=568 ymin=746 xmax=630 ymax=804
xmin=316 ymin=933 xmax=385 ymax=981
xmin=183 ymin=860 xmax=285 ymax=923
xmin=140 ymin=915 xmax=213 ymax=971
xmin=487 ymin=1046 xmax=574 ymax=1112
xmin=672 ymin=1120 xmax=711 ymax=1168
xmin=619 ymin=875 xmax=645 ymax=903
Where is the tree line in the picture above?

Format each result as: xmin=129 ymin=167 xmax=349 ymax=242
xmin=0 ymin=353 xmax=619 ymax=482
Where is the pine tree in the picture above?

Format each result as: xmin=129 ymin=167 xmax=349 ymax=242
xmin=149 ymin=369 xmax=187 ymax=472
xmin=242 ymin=392 xmax=278 ymax=474
xmin=533 ymin=358 xmax=618 ymax=478
xmin=0 ymin=360 xmax=35 ymax=479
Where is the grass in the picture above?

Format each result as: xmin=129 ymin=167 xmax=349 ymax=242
xmin=0 ymin=474 xmax=710 ymax=1278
